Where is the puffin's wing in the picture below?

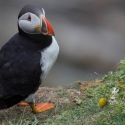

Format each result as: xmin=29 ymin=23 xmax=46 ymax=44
xmin=0 ymin=35 xmax=42 ymax=100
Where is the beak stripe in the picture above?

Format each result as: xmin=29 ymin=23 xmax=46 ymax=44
xmin=40 ymin=15 xmax=45 ymax=26
xmin=39 ymin=14 xmax=55 ymax=36
xmin=41 ymin=19 xmax=47 ymax=33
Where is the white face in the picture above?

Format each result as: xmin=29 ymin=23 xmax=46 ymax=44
xmin=18 ymin=12 xmax=42 ymax=34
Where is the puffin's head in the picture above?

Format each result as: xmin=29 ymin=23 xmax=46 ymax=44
xmin=18 ymin=4 xmax=54 ymax=36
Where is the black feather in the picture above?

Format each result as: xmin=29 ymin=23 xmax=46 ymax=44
xmin=0 ymin=33 xmax=52 ymax=109
xmin=18 ymin=4 xmax=44 ymax=19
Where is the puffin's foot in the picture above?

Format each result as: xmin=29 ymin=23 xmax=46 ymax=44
xmin=30 ymin=103 xmax=54 ymax=113
xmin=18 ymin=102 xmax=29 ymax=106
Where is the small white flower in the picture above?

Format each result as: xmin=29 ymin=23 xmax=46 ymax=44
xmin=109 ymin=99 xmax=117 ymax=105
xmin=112 ymin=87 xmax=119 ymax=95
xmin=110 ymin=95 xmax=116 ymax=100
xmin=109 ymin=87 xmax=119 ymax=105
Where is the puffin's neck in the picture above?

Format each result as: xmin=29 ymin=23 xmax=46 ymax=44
xmin=18 ymin=27 xmax=52 ymax=49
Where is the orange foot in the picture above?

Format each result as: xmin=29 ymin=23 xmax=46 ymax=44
xmin=18 ymin=102 xmax=29 ymax=106
xmin=18 ymin=102 xmax=54 ymax=113
xmin=30 ymin=103 xmax=54 ymax=113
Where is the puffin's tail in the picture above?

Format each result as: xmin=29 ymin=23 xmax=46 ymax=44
xmin=0 ymin=96 xmax=23 ymax=110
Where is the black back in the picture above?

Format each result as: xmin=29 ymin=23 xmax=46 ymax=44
xmin=0 ymin=33 xmax=52 ymax=109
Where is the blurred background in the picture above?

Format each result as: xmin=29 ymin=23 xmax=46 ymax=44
xmin=0 ymin=0 xmax=125 ymax=87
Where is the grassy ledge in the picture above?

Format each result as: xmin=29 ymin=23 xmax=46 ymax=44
xmin=1 ymin=59 xmax=125 ymax=125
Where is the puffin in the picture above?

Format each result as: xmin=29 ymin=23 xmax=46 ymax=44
xmin=0 ymin=4 xmax=59 ymax=113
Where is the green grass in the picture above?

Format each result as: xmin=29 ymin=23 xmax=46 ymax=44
xmin=1 ymin=59 xmax=125 ymax=124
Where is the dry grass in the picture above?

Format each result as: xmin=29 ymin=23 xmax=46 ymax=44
xmin=0 ymin=85 xmax=82 ymax=124
xmin=0 ymin=79 xmax=113 ymax=125
xmin=78 ymin=80 xmax=101 ymax=92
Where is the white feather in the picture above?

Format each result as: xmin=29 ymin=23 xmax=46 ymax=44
xmin=24 ymin=93 xmax=35 ymax=103
xmin=18 ymin=12 xmax=40 ymax=34
xmin=40 ymin=36 xmax=59 ymax=81
xmin=23 ymin=37 xmax=59 ymax=104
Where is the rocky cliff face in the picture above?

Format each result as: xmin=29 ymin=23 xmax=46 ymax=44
xmin=0 ymin=0 xmax=125 ymax=86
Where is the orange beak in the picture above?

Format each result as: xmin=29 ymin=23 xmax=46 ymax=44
xmin=36 ymin=14 xmax=55 ymax=36
xmin=36 ymin=15 xmax=55 ymax=36
xmin=43 ymin=17 xmax=55 ymax=36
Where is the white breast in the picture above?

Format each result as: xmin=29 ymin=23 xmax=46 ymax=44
xmin=40 ymin=36 xmax=59 ymax=81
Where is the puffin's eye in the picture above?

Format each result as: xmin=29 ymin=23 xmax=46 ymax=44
xmin=27 ymin=15 xmax=31 ymax=21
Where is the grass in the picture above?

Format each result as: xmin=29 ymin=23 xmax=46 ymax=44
xmin=1 ymin=59 xmax=125 ymax=124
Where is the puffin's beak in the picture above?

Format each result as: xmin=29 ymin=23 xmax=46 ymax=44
xmin=36 ymin=15 xmax=55 ymax=36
